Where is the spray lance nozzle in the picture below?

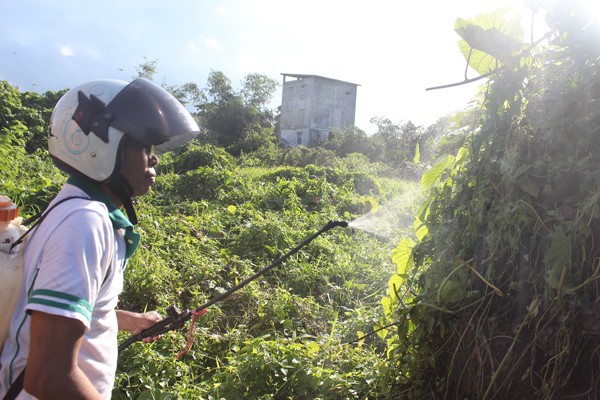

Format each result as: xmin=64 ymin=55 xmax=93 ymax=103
xmin=326 ymin=220 xmax=349 ymax=229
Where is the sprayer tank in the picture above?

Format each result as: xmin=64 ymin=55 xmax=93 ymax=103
xmin=0 ymin=196 xmax=26 ymax=347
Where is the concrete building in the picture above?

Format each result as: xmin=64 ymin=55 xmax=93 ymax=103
xmin=279 ymin=73 xmax=359 ymax=147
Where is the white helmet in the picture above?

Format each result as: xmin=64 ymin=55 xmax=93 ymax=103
xmin=49 ymin=78 xmax=200 ymax=222
xmin=49 ymin=78 xmax=199 ymax=182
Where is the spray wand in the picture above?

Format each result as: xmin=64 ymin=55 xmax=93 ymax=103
xmin=119 ymin=220 xmax=349 ymax=352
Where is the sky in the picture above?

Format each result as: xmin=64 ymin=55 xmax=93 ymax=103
xmin=0 ymin=0 xmax=548 ymax=135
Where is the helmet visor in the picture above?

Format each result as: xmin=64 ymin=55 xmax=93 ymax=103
xmin=106 ymin=78 xmax=200 ymax=147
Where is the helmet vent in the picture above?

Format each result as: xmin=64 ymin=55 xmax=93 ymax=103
xmin=72 ymin=91 xmax=116 ymax=143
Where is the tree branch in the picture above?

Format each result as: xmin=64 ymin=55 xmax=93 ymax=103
xmin=426 ymin=31 xmax=552 ymax=92
xmin=425 ymin=68 xmax=501 ymax=91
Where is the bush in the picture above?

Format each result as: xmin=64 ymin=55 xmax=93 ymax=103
xmin=162 ymin=141 xmax=233 ymax=174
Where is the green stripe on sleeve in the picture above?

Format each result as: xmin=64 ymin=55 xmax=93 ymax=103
xmin=29 ymin=289 xmax=93 ymax=322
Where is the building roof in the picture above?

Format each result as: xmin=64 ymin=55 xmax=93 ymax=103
xmin=281 ymin=73 xmax=360 ymax=86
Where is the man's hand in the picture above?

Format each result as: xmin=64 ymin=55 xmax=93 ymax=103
xmin=116 ymin=309 xmax=162 ymax=342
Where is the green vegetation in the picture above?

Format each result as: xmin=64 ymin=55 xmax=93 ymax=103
xmin=113 ymin=141 xmax=417 ymax=399
xmin=383 ymin=1 xmax=600 ymax=398
xmin=0 ymin=80 xmax=422 ymax=399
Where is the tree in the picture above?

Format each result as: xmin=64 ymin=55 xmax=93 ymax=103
xmin=134 ymin=58 xmax=158 ymax=81
xmin=196 ymin=71 xmax=278 ymax=147
xmin=0 ymin=81 xmax=28 ymax=173
xmin=159 ymin=81 xmax=206 ymax=112
xmin=0 ymin=81 xmax=60 ymax=167
xmin=370 ymin=117 xmax=424 ymax=165
xmin=240 ymin=73 xmax=278 ymax=109
xmin=205 ymin=70 xmax=234 ymax=104
xmin=228 ymin=123 xmax=279 ymax=159
xmin=20 ymin=89 xmax=66 ymax=153
xmin=323 ymin=126 xmax=381 ymax=161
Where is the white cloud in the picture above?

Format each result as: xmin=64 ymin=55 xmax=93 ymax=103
xmin=59 ymin=45 xmax=74 ymax=56
xmin=187 ymin=42 xmax=199 ymax=52
xmin=215 ymin=5 xmax=226 ymax=14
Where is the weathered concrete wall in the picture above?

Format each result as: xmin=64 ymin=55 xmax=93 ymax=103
xmin=280 ymin=74 xmax=358 ymax=147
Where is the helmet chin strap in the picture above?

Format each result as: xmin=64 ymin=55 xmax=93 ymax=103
xmin=109 ymin=177 xmax=138 ymax=225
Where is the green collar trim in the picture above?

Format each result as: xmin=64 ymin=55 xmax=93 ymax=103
xmin=67 ymin=176 xmax=140 ymax=260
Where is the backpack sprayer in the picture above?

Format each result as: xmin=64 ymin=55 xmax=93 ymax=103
xmin=0 ymin=196 xmax=27 ymax=346
xmin=118 ymin=219 xmax=349 ymax=352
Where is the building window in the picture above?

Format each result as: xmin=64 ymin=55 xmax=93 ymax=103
xmin=296 ymin=131 xmax=303 ymax=145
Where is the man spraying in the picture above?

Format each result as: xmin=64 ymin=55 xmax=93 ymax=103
xmin=0 ymin=78 xmax=199 ymax=399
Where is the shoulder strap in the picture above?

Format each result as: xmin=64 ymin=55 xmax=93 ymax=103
xmin=2 ymin=368 xmax=24 ymax=400
xmin=10 ymin=196 xmax=90 ymax=252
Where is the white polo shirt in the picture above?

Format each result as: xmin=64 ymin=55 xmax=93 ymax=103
xmin=0 ymin=181 xmax=135 ymax=399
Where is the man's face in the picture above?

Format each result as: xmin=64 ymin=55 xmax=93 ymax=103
xmin=121 ymin=140 xmax=159 ymax=197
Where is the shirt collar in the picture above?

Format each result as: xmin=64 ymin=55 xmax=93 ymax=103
xmin=67 ymin=176 xmax=140 ymax=259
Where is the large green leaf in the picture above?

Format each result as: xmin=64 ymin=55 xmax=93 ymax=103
xmin=421 ymin=154 xmax=455 ymax=188
xmin=388 ymin=273 xmax=405 ymax=298
xmin=392 ymin=237 xmax=416 ymax=275
xmin=455 ymin=8 xmax=525 ymax=75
